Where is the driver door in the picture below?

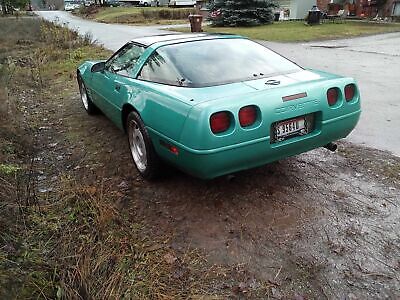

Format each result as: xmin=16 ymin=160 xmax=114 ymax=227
xmin=90 ymin=43 xmax=145 ymax=125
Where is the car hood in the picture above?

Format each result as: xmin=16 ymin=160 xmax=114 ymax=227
xmin=147 ymin=69 xmax=342 ymax=105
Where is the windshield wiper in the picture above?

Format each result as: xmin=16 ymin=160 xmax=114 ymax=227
xmin=176 ymin=78 xmax=191 ymax=87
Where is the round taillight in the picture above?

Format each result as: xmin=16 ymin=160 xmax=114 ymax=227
xmin=210 ymin=111 xmax=230 ymax=134
xmin=344 ymin=84 xmax=355 ymax=101
xmin=327 ymin=88 xmax=339 ymax=106
xmin=239 ymin=105 xmax=257 ymax=127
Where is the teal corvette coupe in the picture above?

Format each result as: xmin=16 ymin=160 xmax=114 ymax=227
xmin=77 ymin=33 xmax=361 ymax=179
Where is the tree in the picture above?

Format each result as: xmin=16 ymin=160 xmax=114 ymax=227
xmin=375 ymin=0 xmax=387 ymax=16
xmin=208 ymin=0 xmax=278 ymax=27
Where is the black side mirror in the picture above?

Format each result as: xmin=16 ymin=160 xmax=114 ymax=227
xmin=91 ymin=61 xmax=105 ymax=73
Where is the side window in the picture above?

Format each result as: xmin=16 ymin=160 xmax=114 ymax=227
xmin=137 ymin=51 xmax=184 ymax=86
xmin=106 ymin=43 xmax=145 ymax=77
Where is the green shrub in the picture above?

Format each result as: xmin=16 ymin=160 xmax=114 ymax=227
xmin=208 ymin=0 xmax=278 ymax=27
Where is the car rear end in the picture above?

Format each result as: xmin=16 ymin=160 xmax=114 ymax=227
xmin=142 ymin=36 xmax=360 ymax=179
xmin=155 ymin=71 xmax=360 ymax=179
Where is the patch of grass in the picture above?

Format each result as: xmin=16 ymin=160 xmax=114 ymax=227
xmin=77 ymin=6 xmax=195 ymax=24
xmin=51 ymin=177 xmax=240 ymax=299
xmin=0 ymin=163 xmax=21 ymax=175
xmin=40 ymin=21 xmax=94 ymax=49
xmin=0 ymin=18 xmax=110 ymax=299
xmin=0 ymin=18 xmax=41 ymax=46
xmin=171 ymin=20 xmax=400 ymax=41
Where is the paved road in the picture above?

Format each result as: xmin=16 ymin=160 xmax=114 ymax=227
xmin=38 ymin=11 xmax=400 ymax=156
xmin=263 ymin=34 xmax=400 ymax=156
xmin=36 ymin=11 xmax=171 ymax=50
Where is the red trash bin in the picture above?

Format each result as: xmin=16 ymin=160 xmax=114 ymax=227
xmin=188 ymin=14 xmax=203 ymax=32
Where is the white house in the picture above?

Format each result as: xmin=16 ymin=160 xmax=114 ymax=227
xmin=277 ymin=0 xmax=317 ymax=20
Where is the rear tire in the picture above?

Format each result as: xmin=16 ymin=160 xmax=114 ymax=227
xmin=78 ymin=74 xmax=98 ymax=115
xmin=126 ymin=111 xmax=161 ymax=180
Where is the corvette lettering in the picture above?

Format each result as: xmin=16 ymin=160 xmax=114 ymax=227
xmin=275 ymin=99 xmax=319 ymax=114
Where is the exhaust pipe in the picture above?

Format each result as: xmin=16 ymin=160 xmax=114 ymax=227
xmin=324 ymin=142 xmax=337 ymax=152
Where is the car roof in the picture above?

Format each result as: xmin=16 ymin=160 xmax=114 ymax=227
xmin=132 ymin=33 xmax=241 ymax=47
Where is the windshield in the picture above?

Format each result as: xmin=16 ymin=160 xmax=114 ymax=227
xmin=138 ymin=38 xmax=302 ymax=88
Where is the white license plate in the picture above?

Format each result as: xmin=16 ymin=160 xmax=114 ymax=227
xmin=275 ymin=117 xmax=306 ymax=139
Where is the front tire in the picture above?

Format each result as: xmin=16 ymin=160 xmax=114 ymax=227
xmin=78 ymin=74 xmax=98 ymax=115
xmin=126 ymin=111 xmax=161 ymax=180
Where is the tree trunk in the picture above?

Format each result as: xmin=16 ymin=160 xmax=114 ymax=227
xmin=2 ymin=0 xmax=7 ymax=15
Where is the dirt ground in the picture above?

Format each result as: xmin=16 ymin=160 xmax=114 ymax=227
xmin=34 ymin=66 xmax=400 ymax=299
xmin=1 ymin=18 xmax=400 ymax=299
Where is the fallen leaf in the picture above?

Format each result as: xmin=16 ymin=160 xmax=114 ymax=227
xmin=164 ymin=252 xmax=177 ymax=264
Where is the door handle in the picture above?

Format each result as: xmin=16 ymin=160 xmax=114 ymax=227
xmin=115 ymin=84 xmax=121 ymax=92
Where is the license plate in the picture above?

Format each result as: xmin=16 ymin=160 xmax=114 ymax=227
xmin=274 ymin=117 xmax=307 ymax=140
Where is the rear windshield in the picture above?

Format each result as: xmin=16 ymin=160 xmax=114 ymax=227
xmin=137 ymin=38 xmax=302 ymax=87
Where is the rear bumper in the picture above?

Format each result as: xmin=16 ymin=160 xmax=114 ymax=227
xmin=150 ymin=109 xmax=361 ymax=179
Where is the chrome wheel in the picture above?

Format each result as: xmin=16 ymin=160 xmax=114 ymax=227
xmin=128 ymin=120 xmax=147 ymax=172
xmin=80 ymin=82 xmax=89 ymax=110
